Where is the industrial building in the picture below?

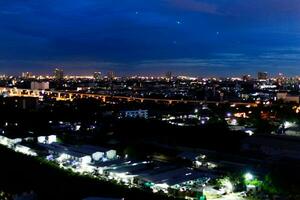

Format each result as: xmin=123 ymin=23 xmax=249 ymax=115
xmin=39 ymin=142 xmax=117 ymax=164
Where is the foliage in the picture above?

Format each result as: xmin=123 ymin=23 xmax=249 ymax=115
xmin=261 ymin=175 xmax=280 ymax=194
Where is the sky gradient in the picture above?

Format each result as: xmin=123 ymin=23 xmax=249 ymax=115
xmin=0 ymin=0 xmax=300 ymax=76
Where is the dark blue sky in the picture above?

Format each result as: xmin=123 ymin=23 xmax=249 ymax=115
xmin=0 ymin=0 xmax=300 ymax=76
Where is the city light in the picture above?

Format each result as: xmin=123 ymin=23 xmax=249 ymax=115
xmin=244 ymin=173 xmax=254 ymax=181
xmin=245 ymin=130 xmax=254 ymax=136
xmin=284 ymin=121 xmax=296 ymax=129
xmin=1 ymin=0 xmax=300 ymax=198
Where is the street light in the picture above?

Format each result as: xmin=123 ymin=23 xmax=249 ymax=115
xmin=284 ymin=121 xmax=295 ymax=129
xmin=244 ymin=172 xmax=254 ymax=181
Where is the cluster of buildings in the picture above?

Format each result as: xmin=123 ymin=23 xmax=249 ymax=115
xmin=161 ymin=110 xmax=210 ymax=127
xmin=40 ymin=142 xmax=117 ymax=165
xmin=119 ymin=110 xmax=148 ymax=119
xmin=2 ymin=69 xmax=300 ymax=106
xmin=0 ymin=135 xmax=37 ymax=156
xmin=0 ymin=133 xmax=221 ymax=199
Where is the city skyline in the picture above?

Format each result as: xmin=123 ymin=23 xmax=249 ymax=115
xmin=2 ymin=2 xmax=300 ymax=199
xmin=0 ymin=68 xmax=294 ymax=79
xmin=0 ymin=0 xmax=299 ymax=75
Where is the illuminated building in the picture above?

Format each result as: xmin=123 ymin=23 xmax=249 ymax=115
xmin=21 ymin=72 xmax=32 ymax=79
xmin=276 ymin=92 xmax=299 ymax=103
xmin=242 ymin=74 xmax=251 ymax=81
xmin=165 ymin=71 xmax=172 ymax=81
xmin=257 ymin=72 xmax=268 ymax=80
xmin=39 ymin=142 xmax=117 ymax=163
xmin=107 ymin=71 xmax=116 ymax=80
xmin=120 ymin=110 xmax=148 ymax=119
xmin=54 ymin=68 xmax=64 ymax=80
xmin=30 ymin=81 xmax=50 ymax=90
xmin=37 ymin=135 xmax=57 ymax=144
xmin=93 ymin=72 xmax=102 ymax=80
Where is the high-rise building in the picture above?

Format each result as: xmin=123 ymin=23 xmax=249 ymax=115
xmin=257 ymin=72 xmax=268 ymax=80
xmin=107 ymin=71 xmax=115 ymax=80
xmin=242 ymin=74 xmax=251 ymax=81
xmin=93 ymin=72 xmax=102 ymax=80
xmin=54 ymin=68 xmax=64 ymax=80
xmin=276 ymin=73 xmax=285 ymax=84
xmin=21 ymin=72 xmax=32 ymax=79
xmin=165 ymin=71 xmax=172 ymax=80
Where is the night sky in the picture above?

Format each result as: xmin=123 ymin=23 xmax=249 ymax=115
xmin=0 ymin=0 xmax=300 ymax=76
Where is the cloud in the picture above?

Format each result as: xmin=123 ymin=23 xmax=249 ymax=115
xmin=0 ymin=0 xmax=300 ymax=76
xmin=1 ymin=48 xmax=300 ymax=76
xmin=131 ymin=49 xmax=300 ymax=76
xmin=0 ymin=58 xmax=123 ymax=75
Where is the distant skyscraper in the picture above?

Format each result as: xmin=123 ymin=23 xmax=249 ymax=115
xmin=54 ymin=68 xmax=64 ymax=80
xmin=21 ymin=72 xmax=32 ymax=79
xmin=165 ymin=71 xmax=172 ymax=80
xmin=107 ymin=71 xmax=115 ymax=80
xmin=257 ymin=72 xmax=268 ymax=80
xmin=93 ymin=72 xmax=102 ymax=80
xmin=277 ymin=73 xmax=284 ymax=80
xmin=242 ymin=74 xmax=251 ymax=81
xmin=276 ymin=73 xmax=285 ymax=85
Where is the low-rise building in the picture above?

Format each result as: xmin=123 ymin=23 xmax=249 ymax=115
xmin=30 ymin=81 xmax=50 ymax=90
xmin=276 ymin=92 xmax=299 ymax=103
xmin=119 ymin=110 xmax=148 ymax=119
xmin=39 ymin=142 xmax=117 ymax=164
